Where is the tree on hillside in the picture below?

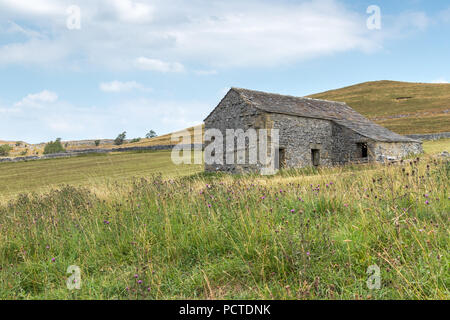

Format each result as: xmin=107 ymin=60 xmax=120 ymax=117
xmin=44 ymin=138 xmax=66 ymax=155
xmin=145 ymin=130 xmax=157 ymax=139
xmin=0 ymin=144 xmax=12 ymax=156
xmin=114 ymin=131 xmax=127 ymax=145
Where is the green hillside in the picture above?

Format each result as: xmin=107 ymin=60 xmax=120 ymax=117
xmin=308 ymin=80 xmax=450 ymax=134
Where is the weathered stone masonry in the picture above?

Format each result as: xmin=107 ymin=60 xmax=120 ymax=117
xmin=204 ymin=88 xmax=423 ymax=173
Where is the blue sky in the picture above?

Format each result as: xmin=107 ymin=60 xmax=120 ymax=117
xmin=0 ymin=0 xmax=449 ymax=143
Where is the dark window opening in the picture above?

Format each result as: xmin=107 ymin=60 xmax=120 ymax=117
xmin=358 ymin=143 xmax=368 ymax=158
xmin=278 ymin=148 xmax=286 ymax=169
xmin=311 ymin=149 xmax=320 ymax=167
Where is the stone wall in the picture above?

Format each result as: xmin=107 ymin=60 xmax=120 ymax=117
xmin=372 ymin=141 xmax=423 ymax=161
xmin=405 ymin=132 xmax=450 ymax=141
xmin=331 ymin=123 xmax=372 ymax=164
xmin=268 ymin=113 xmax=334 ymax=168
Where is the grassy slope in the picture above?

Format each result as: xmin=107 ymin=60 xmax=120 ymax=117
xmin=308 ymin=80 xmax=450 ymax=134
xmin=0 ymin=151 xmax=202 ymax=203
xmin=117 ymin=125 xmax=204 ymax=148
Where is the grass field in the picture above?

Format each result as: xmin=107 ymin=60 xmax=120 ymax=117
xmin=0 ymin=139 xmax=449 ymax=299
xmin=0 ymin=151 xmax=202 ymax=203
xmin=309 ymin=80 xmax=450 ymax=134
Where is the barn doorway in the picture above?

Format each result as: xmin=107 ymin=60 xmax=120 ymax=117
xmin=311 ymin=149 xmax=320 ymax=167
xmin=278 ymin=148 xmax=286 ymax=169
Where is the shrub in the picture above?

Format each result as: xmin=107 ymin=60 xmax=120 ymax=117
xmin=145 ymin=130 xmax=157 ymax=139
xmin=43 ymin=138 xmax=66 ymax=155
xmin=114 ymin=132 xmax=127 ymax=145
xmin=94 ymin=140 xmax=101 ymax=147
xmin=0 ymin=144 xmax=12 ymax=156
xmin=130 ymin=138 xmax=141 ymax=143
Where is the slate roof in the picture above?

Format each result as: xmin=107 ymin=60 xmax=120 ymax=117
xmin=224 ymin=88 xmax=418 ymax=143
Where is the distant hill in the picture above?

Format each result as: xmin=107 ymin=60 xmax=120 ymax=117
xmin=308 ymin=80 xmax=450 ymax=134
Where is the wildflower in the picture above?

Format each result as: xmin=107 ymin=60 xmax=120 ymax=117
xmin=290 ymin=209 xmax=295 ymax=213
xmin=138 ymin=280 xmax=143 ymax=284
xmin=207 ymin=204 xmax=212 ymax=208
xmin=306 ymin=251 xmax=310 ymax=256
xmin=103 ymin=220 xmax=110 ymax=225
xmin=425 ymin=200 xmax=430 ymax=205
xmin=344 ymin=204 xmax=349 ymax=207
xmin=261 ymin=196 xmax=266 ymax=200
xmin=51 ymin=258 xmax=56 ymax=262
xmin=147 ymin=287 xmax=151 ymax=292
xmin=134 ymin=274 xmax=138 ymax=278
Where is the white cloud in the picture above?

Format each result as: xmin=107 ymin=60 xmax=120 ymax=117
xmin=165 ymin=0 xmax=378 ymax=67
xmin=431 ymin=78 xmax=448 ymax=84
xmin=14 ymin=90 xmax=58 ymax=108
xmin=111 ymin=0 xmax=154 ymax=23
xmin=99 ymin=80 xmax=151 ymax=92
xmin=0 ymin=0 xmax=387 ymax=70
xmin=0 ymin=0 xmax=65 ymax=16
xmin=135 ymin=57 xmax=185 ymax=73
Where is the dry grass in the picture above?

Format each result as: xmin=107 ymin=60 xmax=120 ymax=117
xmin=423 ymin=138 xmax=450 ymax=154
xmin=309 ymin=80 xmax=450 ymax=134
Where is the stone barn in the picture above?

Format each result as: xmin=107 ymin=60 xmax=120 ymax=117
xmin=204 ymin=88 xmax=422 ymax=173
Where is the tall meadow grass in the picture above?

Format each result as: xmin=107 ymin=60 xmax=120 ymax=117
xmin=0 ymin=157 xmax=448 ymax=299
